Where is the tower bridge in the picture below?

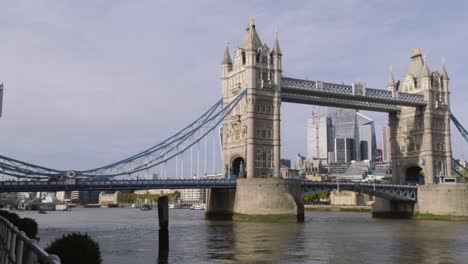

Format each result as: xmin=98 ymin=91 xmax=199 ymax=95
xmin=0 ymin=19 xmax=467 ymax=221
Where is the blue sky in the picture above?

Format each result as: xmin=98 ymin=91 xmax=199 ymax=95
xmin=0 ymin=0 xmax=467 ymax=171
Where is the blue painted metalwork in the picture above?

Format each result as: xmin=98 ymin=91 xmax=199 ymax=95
xmin=281 ymin=76 xmax=426 ymax=110
xmin=282 ymin=92 xmax=400 ymax=113
xmin=301 ymin=181 xmax=417 ymax=202
xmin=0 ymin=178 xmax=418 ymax=202
xmin=0 ymin=89 xmax=247 ymax=179
xmin=451 ymin=113 xmax=468 ymax=143
xmin=0 ymin=179 xmax=237 ymax=192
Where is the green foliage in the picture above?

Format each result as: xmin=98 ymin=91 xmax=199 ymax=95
xmin=45 ymin=232 xmax=102 ymax=264
xmin=0 ymin=210 xmax=20 ymax=223
xmin=169 ymin=191 xmax=181 ymax=203
xmin=17 ymin=217 xmax=38 ymax=239
xmin=117 ymin=191 xmax=181 ymax=204
xmin=301 ymin=191 xmax=330 ymax=204
xmin=0 ymin=210 xmax=39 ymax=239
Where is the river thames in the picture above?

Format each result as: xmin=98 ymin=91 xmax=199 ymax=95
xmin=17 ymin=208 xmax=468 ymax=264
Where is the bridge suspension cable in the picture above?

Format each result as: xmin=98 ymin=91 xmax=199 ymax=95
xmin=450 ymin=113 xmax=468 ymax=143
xmin=0 ymin=89 xmax=247 ymax=180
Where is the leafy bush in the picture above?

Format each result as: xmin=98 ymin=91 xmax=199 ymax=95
xmin=16 ymin=217 xmax=38 ymax=239
xmin=0 ymin=210 xmax=39 ymax=239
xmin=0 ymin=210 xmax=20 ymax=223
xmin=45 ymin=232 xmax=102 ymax=264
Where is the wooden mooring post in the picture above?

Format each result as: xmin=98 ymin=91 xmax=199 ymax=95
xmin=157 ymin=196 xmax=169 ymax=263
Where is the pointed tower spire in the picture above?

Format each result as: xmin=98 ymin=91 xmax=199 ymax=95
xmin=441 ymin=58 xmax=449 ymax=80
xmin=388 ymin=66 xmax=396 ymax=87
xmin=243 ymin=18 xmax=262 ymax=51
xmin=421 ymin=59 xmax=431 ymax=78
xmin=222 ymin=43 xmax=232 ymax=65
xmin=272 ymin=31 xmax=282 ymax=55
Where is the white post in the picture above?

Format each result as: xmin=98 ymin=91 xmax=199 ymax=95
xmin=190 ymin=146 xmax=193 ymax=178
xmin=175 ymin=156 xmax=178 ymax=179
xmin=197 ymin=142 xmax=200 ymax=178
xmin=204 ymin=137 xmax=207 ymax=176
xmin=181 ymin=152 xmax=184 ymax=179
xmin=212 ymin=131 xmax=216 ymax=175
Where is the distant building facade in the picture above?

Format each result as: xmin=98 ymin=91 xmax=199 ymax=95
xmin=357 ymin=112 xmax=377 ymax=161
xmin=307 ymin=111 xmax=334 ymax=163
xmin=180 ymin=189 xmax=206 ymax=204
xmin=330 ymin=190 xmax=373 ymax=206
xmin=70 ymin=191 xmax=99 ymax=204
xmin=99 ymin=192 xmax=119 ymax=206
xmin=382 ymin=126 xmax=391 ymax=162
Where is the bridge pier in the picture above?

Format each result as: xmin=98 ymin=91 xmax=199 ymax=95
xmin=232 ymin=178 xmax=304 ymax=222
xmin=206 ymin=178 xmax=304 ymax=222
xmin=414 ymin=185 xmax=468 ymax=219
xmin=373 ymin=185 xmax=468 ymax=220
xmin=372 ymin=197 xmax=415 ymax=219
xmin=205 ymin=188 xmax=236 ymax=220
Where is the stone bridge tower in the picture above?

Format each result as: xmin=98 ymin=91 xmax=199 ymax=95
xmin=207 ymin=19 xmax=303 ymax=222
xmin=388 ymin=49 xmax=452 ymax=184
xmin=221 ymin=18 xmax=281 ymax=179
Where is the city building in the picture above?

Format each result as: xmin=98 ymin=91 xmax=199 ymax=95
xmin=0 ymin=192 xmax=18 ymax=207
xmin=295 ymin=154 xmax=306 ymax=170
xmin=335 ymin=108 xmax=359 ymax=163
xmin=99 ymin=192 xmax=119 ymax=206
xmin=307 ymin=111 xmax=334 ymax=163
xmin=333 ymin=109 xmax=377 ymax=163
xmin=70 ymin=191 xmax=99 ymax=204
xmin=357 ymin=112 xmax=377 ymax=161
xmin=330 ymin=190 xmax=373 ymax=206
xmin=180 ymin=189 xmax=206 ymax=204
xmin=381 ymin=126 xmax=391 ymax=162
xmin=55 ymin=191 xmax=71 ymax=202
xmin=280 ymin=159 xmax=291 ymax=169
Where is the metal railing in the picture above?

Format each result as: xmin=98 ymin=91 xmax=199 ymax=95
xmin=0 ymin=216 xmax=60 ymax=264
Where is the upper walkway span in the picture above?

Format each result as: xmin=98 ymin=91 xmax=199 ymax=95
xmin=281 ymin=77 xmax=426 ymax=112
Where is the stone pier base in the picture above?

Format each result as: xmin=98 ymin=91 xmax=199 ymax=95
xmin=372 ymin=184 xmax=468 ymax=220
xmin=415 ymin=184 xmax=468 ymax=220
xmin=232 ymin=178 xmax=304 ymax=222
xmin=205 ymin=187 xmax=236 ymax=220
xmin=372 ymin=197 xmax=415 ymax=219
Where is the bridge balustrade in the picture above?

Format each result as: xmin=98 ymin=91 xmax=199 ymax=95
xmin=365 ymin=88 xmax=393 ymax=99
xmin=0 ymin=216 xmax=60 ymax=264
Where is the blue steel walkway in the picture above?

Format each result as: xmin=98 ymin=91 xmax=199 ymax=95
xmin=0 ymin=179 xmax=418 ymax=201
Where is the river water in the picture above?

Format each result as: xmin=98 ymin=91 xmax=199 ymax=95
xmin=16 ymin=208 xmax=468 ymax=264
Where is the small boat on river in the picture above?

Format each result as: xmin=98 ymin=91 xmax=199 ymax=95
xmin=140 ymin=204 xmax=152 ymax=211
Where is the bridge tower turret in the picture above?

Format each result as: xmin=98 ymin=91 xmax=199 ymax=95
xmin=221 ymin=18 xmax=282 ymax=179
xmin=390 ymin=49 xmax=453 ymax=184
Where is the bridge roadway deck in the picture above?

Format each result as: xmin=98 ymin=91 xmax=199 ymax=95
xmin=0 ymin=179 xmax=418 ymax=201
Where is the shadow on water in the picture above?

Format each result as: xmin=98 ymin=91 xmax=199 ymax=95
xmin=200 ymin=212 xmax=468 ymax=264
xmin=204 ymin=221 xmax=307 ymax=263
